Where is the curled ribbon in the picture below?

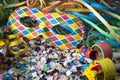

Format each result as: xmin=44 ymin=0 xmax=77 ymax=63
xmin=7 ymin=34 xmax=28 ymax=56
xmin=55 ymin=1 xmax=90 ymax=12
xmin=0 ymin=40 xmax=5 ymax=49
xmin=26 ymin=0 xmax=46 ymax=8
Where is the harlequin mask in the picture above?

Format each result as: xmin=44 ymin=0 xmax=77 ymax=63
xmin=7 ymin=6 xmax=85 ymax=50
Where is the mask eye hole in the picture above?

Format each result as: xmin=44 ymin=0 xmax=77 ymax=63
xmin=20 ymin=16 xmax=39 ymax=27
xmin=52 ymin=24 xmax=73 ymax=35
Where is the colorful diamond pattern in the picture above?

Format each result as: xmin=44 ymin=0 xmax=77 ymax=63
xmin=8 ymin=6 xmax=85 ymax=49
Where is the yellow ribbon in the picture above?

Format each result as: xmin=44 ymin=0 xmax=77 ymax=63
xmin=0 ymin=0 xmax=47 ymax=9
xmin=7 ymin=34 xmax=19 ymax=40
xmin=7 ymin=34 xmax=28 ymax=56
xmin=84 ymin=63 xmax=102 ymax=80
xmin=96 ymin=58 xmax=117 ymax=80
xmin=56 ymin=1 xmax=90 ymax=12
xmin=26 ymin=0 xmax=46 ymax=9
xmin=0 ymin=40 xmax=5 ymax=49
xmin=0 ymin=1 xmax=26 ymax=9
xmin=85 ymin=58 xmax=117 ymax=80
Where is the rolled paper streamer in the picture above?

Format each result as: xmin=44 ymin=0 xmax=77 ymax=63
xmin=79 ymin=46 xmax=98 ymax=60
xmin=84 ymin=58 xmax=117 ymax=80
xmin=98 ymin=52 xmax=120 ymax=60
xmin=7 ymin=6 xmax=85 ymax=50
xmin=96 ymin=58 xmax=117 ymax=80
xmin=95 ymin=40 xmax=120 ymax=48
xmin=85 ymin=50 xmax=98 ymax=60
xmin=91 ymin=42 xmax=113 ymax=59
xmin=84 ymin=63 xmax=103 ymax=80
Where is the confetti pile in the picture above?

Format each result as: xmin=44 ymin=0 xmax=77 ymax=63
xmin=0 ymin=0 xmax=120 ymax=80
xmin=0 ymin=36 xmax=92 ymax=80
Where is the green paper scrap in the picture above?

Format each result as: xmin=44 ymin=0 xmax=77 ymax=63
xmin=17 ymin=72 xmax=22 ymax=76
xmin=43 ymin=65 xmax=48 ymax=72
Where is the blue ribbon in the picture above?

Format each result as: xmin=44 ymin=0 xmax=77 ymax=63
xmin=87 ymin=32 xmax=106 ymax=40
xmin=89 ymin=13 xmax=118 ymax=21
xmin=70 ymin=12 xmax=100 ymax=23
xmin=70 ymin=12 xmax=118 ymax=24
xmin=83 ymin=0 xmax=119 ymax=14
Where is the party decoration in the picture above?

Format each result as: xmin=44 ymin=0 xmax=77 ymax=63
xmin=91 ymin=42 xmax=113 ymax=59
xmin=7 ymin=34 xmax=28 ymax=56
xmin=7 ymin=6 xmax=85 ymax=49
xmin=79 ymin=46 xmax=98 ymax=60
xmin=84 ymin=58 xmax=116 ymax=80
